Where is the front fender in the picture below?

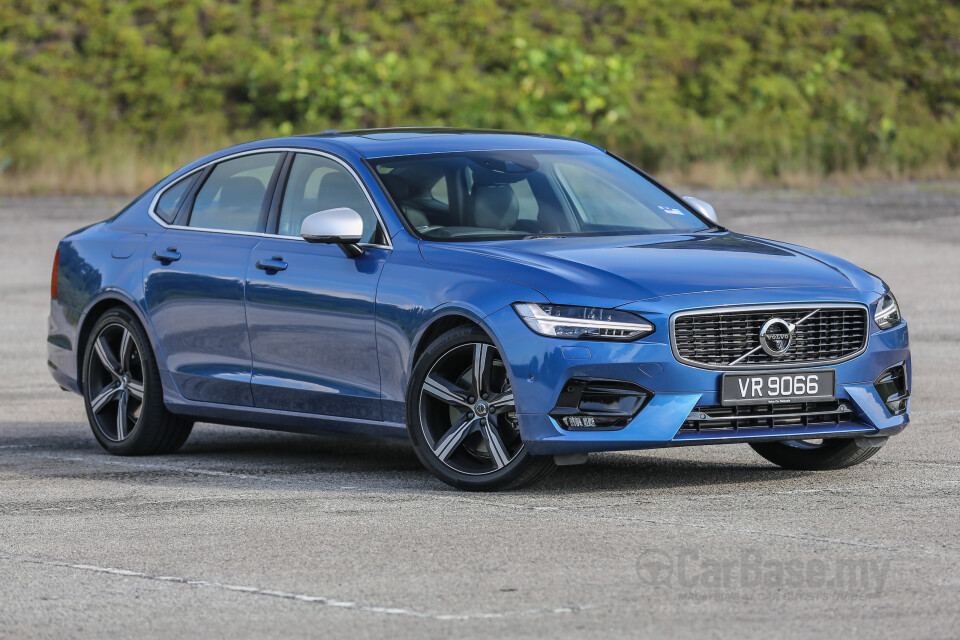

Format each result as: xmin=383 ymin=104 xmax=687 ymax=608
xmin=375 ymin=233 xmax=547 ymax=422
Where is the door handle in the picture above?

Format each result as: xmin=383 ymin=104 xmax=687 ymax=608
xmin=256 ymin=256 xmax=288 ymax=272
xmin=152 ymin=247 xmax=181 ymax=263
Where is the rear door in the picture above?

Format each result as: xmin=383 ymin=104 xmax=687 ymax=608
xmin=245 ymin=151 xmax=390 ymax=420
xmin=143 ymin=151 xmax=284 ymax=405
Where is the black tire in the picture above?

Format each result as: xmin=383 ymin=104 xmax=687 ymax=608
xmin=406 ymin=326 xmax=555 ymax=491
xmin=750 ymin=437 xmax=883 ymax=471
xmin=82 ymin=307 xmax=193 ymax=455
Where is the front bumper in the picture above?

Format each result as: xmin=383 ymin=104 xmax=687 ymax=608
xmin=484 ymin=298 xmax=911 ymax=456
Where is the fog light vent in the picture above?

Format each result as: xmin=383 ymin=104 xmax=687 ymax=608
xmin=874 ymin=363 xmax=909 ymax=415
xmin=551 ymin=379 xmax=652 ymax=431
xmin=562 ymin=415 xmax=605 ymax=429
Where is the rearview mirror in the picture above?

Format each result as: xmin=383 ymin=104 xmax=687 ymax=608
xmin=682 ymin=196 xmax=719 ymax=225
xmin=301 ymin=208 xmax=364 ymax=257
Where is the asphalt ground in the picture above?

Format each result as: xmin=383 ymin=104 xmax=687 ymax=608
xmin=1 ymin=185 xmax=958 ymax=638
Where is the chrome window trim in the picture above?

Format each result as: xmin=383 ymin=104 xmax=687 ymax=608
xmin=146 ymin=147 xmax=393 ymax=250
xmin=669 ymin=302 xmax=871 ymax=371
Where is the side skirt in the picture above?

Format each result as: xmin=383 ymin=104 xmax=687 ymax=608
xmin=165 ymin=397 xmax=409 ymax=439
xmin=159 ymin=370 xmax=408 ymax=439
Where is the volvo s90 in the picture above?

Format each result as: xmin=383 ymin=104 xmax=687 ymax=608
xmin=47 ymin=129 xmax=910 ymax=489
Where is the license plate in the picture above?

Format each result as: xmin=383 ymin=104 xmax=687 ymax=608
xmin=721 ymin=369 xmax=836 ymax=406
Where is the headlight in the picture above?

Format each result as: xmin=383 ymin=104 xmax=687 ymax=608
xmin=513 ymin=303 xmax=654 ymax=341
xmin=874 ymin=289 xmax=902 ymax=329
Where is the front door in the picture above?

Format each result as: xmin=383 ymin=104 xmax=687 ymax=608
xmin=245 ymin=152 xmax=390 ymax=420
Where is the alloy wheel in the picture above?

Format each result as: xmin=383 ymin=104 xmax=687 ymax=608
xmin=418 ymin=342 xmax=522 ymax=475
xmin=86 ymin=323 xmax=145 ymax=442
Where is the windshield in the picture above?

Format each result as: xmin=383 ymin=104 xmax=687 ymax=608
xmin=372 ymin=150 xmax=710 ymax=241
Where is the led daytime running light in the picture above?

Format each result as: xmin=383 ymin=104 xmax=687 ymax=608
xmin=513 ymin=303 xmax=653 ymax=341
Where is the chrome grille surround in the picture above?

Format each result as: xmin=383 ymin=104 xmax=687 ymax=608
xmin=670 ymin=303 xmax=870 ymax=370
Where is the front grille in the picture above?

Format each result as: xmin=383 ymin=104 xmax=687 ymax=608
xmin=673 ymin=306 xmax=868 ymax=368
xmin=681 ymin=401 xmax=852 ymax=433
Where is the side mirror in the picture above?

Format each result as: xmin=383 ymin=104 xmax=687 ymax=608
xmin=301 ymin=208 xmax=364 ymax=257
xmin=682 ymin=196 xmax=719 ymax=225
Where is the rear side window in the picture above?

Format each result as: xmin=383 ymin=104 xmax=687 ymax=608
xmin=155 ymin=175 xmax=195 ymax=223
xmin=277 ymin=153 xmax=381 ymax=243
xmin=188 ymin=153 xmax=282 ymax=232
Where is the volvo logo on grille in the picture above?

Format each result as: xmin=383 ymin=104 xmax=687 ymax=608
xmin=759 ymin=317 xmax=796 ymax=357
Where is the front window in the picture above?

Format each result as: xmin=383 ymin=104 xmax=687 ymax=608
xmin=372 ymin=150 xmax=710 ymax=241
xmin=277 ymin=153 xmax=382 ymax=243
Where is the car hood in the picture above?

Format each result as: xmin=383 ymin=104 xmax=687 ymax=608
xmin=419 ymin=232 xmax=881 ymax=308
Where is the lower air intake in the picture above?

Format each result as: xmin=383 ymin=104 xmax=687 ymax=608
xmin=551 ymin=379 xmax=652 ymax=431
xmin=681 ymin=401 xmax=854 ymax=433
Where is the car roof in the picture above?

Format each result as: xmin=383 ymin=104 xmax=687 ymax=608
xmin=294 ymin=127 xmax=604 ymax=159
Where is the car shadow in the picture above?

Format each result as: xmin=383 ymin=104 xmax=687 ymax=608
xmin=1 ymin=421 xmax=818 ymax=495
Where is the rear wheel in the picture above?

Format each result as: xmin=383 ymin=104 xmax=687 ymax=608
xmin=82 ymin=308 xmax=192 ymax=455
xmin=750 ymin=437 xmax=883 ymax=471
xmin=406 ymin=327 xmax=555 ymax=490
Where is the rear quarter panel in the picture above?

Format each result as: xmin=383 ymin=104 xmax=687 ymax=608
xmin=48 ymin=217 xmax=161 ymax=393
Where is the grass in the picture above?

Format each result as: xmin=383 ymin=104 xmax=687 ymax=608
xmin=0 ymin=131 xmax=241 ymax=196
xmin=3 ymin=135 xmax=958 ymax=198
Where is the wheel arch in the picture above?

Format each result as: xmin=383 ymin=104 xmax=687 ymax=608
xmin=410 ymin=311 xmax=484 ymax=372
xmin=407 ymin=305 xmax=519 ymax=395
xmin=76 ymin=290 xmax=165 ymax=393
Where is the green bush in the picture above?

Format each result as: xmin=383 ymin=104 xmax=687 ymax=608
xmin=1 ymin=0 xmax=958 ymax=192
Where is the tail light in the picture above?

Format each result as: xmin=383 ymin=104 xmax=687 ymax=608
xmin=51 ymin=249 xmax=60 ymax=299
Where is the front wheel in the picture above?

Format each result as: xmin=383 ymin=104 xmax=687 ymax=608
xmin=750 ymin=437 xmax=884 ymax=471
xmin=406 ymin=327 xmax=555 ymax=491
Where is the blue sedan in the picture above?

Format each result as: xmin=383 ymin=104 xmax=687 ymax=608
xmin=47 ymin=129 xmax=910 ymax=490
